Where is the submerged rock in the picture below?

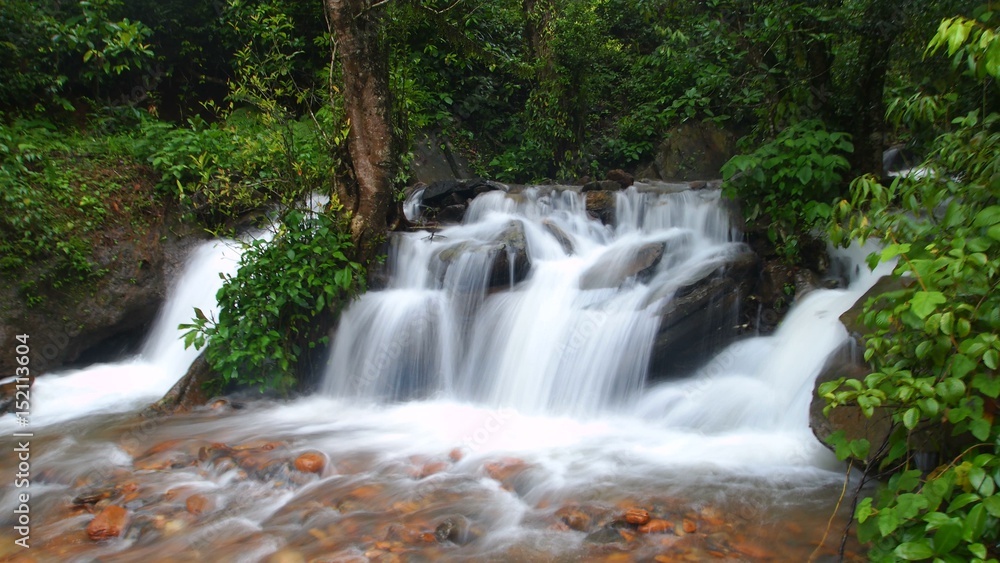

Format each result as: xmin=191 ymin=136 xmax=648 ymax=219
xmin=294 ymin=451 xmax=327 ymax=474
xmin=579 ymin=242 xmax=665 ymax=290
xmin=87 ymin=505 xmax=129 ymax=541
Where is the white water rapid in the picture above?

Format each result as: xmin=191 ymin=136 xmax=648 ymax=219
xmin=0 ymin=184 xmax=885 ymax=561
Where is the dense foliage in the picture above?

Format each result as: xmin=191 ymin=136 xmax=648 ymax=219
xmin=181 ymin=207 xmax=364 ymax=394
xmin=722 ymin=120 xmax=853 ymax=261
xmin=822 ymin=9 xmax=1000 ymax=562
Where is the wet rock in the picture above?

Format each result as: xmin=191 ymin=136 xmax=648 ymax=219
xmin=87 ymin=505 xmax=129 ymax=541
xmin=418 ymin=461 xmax=448 ymax=478
xmin=421 ymin=178 xmax=505 ymax=209
xmin=434 ymin=204 xmax=467 ymax=224
xmin=542 ymin=219 xmax=575 ymax=255
xmin=294 ymin=451 xmax=327 ymax=474
xmin=585 ymin=526 xmax=625 ymax=544
xmin=638 ymin=519 xmax=674 ymax=534
xmin=607 ymin=169 xmax=634 ymax=188
xmin=582 ymin=179 xmax=623 ymax=192
xmin=809 ymin=275 xmax=915 ymax=466
xmin=556 ymin=506 xmax=593 ymax=532
xmin=483 ymin=457 xmax=534 ymax=493
xmin=682 ymin=517 xmax=697 ymax=533
xmin=227 ymin=441 xmax=294 ymax=480
xmin=809 ymin=341 xmax=893 ymax=466
xmin=639 ymin=121 xmax=737 ymax=181
xmin=623 ymin=508 xmax=651 ymax=526
xmin=434 ymin=516 xmax=471 ymax=544
xmin=185 ymin=494 xmax=213 ymax=516
xmin=579 ymin=242 xmax=664 ymax=290
xmin=148 ymin=353 xmax=215 ymax=414
xmin=267 ymin=550 xmax=307 ymax=563
xmin=487 ymin=220 xmax=531 ymax=289
xmin=73 ymin=488 xmax=114 ymax=507
xmin=648 ymin=248 xmax=759 ymax=379
xmin=585 ymin=191 xmax=616 ymax=225
xmin=0 ymin=189 xmax=203 ymax=390
xmin=431 ymin=220 xmax=530 ymax=291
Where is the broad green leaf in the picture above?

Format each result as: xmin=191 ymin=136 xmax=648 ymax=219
xmin=984 ymin=349 xmax=998 ymax=370
xmin=911 ymin=292 xmax=947 ymax=319
xmin=935 ymin=378 xmax=966 ymax=402
xmin=963 ymin=503 xmax=987 ymax=541
xmin=973 ymin=205 xmax=1000 ymax=227
xmin=933 ymin=521 xmax=963 ymax=554
xmin=984 ymin=495 xmax=1000 ymax=517
xmin=894 ymin=540 xmax=935 ymax=560
xmin=879 ymin=508 xmax=901 ymax=536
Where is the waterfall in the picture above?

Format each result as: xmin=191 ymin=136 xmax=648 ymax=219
xmin=0 ymin=240 xmax=242 ymax=428
xmin=323 ymin=185 xmax=747 ymax=415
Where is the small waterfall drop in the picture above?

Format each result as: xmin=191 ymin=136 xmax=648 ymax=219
xmin=0 ymin=240 xmax=241 ymax=428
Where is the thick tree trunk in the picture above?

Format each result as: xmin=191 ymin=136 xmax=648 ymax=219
xmin=326 ymin=0 xmax=397 ymax=264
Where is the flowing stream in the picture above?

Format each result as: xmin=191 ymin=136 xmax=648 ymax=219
xmin=0 ymin=184 xmax=885 ymax=562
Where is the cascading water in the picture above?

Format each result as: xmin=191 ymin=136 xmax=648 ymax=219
xmin=323 ymin=185 xmax=745 ymax=416
xmin=0 ymin=184 xmax=882 ymax=561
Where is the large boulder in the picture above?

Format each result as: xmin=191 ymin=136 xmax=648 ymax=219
xmin=808 ymin=275 xmax=916 ymax=466
xmin=809 ymin=341 xmax=893 ymax=467
xmin=637 ymin=122 xmax=738 ymax=181
xmin=409 ymin=132 xmax=473 ymax=185
xmin=421 ymin=178 xmax=506 ymax=209
xmin=647 ymin=249 xmax=759 ymax=379
xmin=488 ymin=220 xmax=531 ymax=288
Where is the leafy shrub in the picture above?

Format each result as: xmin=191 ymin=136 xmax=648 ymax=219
xmin=0 ymin=117 xmax=150 ymax=303
xmin=823 ymin=12 xmax=1000 ymax=562
xmin=722 ymin=119 xmax=853 ymax=261
xmin=138 ymin=107 xmax=346 ymax=226
xmin=182 ymin=207 xmax=364 ymax=394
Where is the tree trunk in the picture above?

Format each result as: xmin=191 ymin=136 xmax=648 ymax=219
xmin=845 ymin=0 xmax=902 ymax=175
xmin=326 ymin=0 xmax=397 ymax=264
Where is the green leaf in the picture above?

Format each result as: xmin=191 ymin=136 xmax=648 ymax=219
xmin=879 ymin=508 xmax=902 ymax=536
xmin=971 ymin=373 xmax=1000 ymax=398
xmin=969 ymin=418 xmax=991 ymax=441
xmin=933 ymin=521 xmax=963 ymax=554
xmin=963 ymin=503 xmax=987 ymax=541
xmin=984 ymin=349 xmax=998 ymax=370
xmin=936 ymin=378 xmax=966 ymax=403
xmin=903 ymin=407 xmax=921 ymax=429
xmin=795 ymin=165 xmax=813 ymax=184
xmin=911 ymin=292 xmax=947 ymax=319
xmin=983 ymin=495 xmax=1000 ymax=517
xmin=894 ymin=540 xmax=935 ymax=560
xmin=973 ymin=205 xmax=1000 ymax=227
